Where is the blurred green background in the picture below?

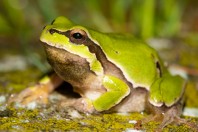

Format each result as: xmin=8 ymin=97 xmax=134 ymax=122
xmin=0 ymin=1 xmax=198 ymax=131
xmin=0 ymin=0 xmax=198 ymax=73
xmin=1 ymin=0 xmax=198 ymax=37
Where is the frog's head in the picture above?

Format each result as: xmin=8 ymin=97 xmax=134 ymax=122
xmin=40 ymin=16 xmax=103 ymax=76
xmin=40 ymin=16 xmax=92 ymax=52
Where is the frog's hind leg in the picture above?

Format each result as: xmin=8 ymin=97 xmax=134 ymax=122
xmin=8 ymin=73 xmax=63 ymax=105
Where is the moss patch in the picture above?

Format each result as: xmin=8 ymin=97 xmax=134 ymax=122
xmin=0 ymin=107 xmax=197 ymax=131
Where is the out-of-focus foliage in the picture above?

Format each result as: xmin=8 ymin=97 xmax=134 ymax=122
xmin=0 ymin=0 xmax=197 ymax=70
xmin=0 ymin=0 xmax=197 ymax=38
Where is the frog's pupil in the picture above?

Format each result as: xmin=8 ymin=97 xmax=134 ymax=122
xmin=73 ymin=33 xmax=83 ymax=39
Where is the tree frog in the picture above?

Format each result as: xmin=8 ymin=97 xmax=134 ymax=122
xmin=9 ymin=16 xmax=188 ymax=130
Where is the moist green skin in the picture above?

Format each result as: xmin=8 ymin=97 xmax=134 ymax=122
xmin=40 ymin=16 xmax=185 ymax=110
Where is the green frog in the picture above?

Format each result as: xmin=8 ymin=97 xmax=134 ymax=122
xmin=10 ymin=16 xmax=191 ymax=130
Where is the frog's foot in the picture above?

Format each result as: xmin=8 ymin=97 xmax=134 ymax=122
xmin=135 ymin=105 xmax=198 ymax=131
xmin=59 ymin=98 xmax=96 ymax=113
xmin=156 ymin=105 xmax=198 ymax=131
xmin=134 ymin=114 xmax=163 ymax=131
xmin=8 ymin=84 xmax=50 ymax=106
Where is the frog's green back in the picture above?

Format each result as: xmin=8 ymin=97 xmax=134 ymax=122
xmin=44 ymin=16 xmax=162 ymax=89
xmin=88 ymin=30 xmax=161 ymax=89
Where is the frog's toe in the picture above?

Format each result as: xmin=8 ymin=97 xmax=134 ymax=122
xmin=134 ymin=114 xmax=163 ymax=130
xmin=156 ymin=104 xmax=198 ymax=130
xmin=59 ymin=98 xmax=95 ymax=113
xmin=136 ymin=105 xmax=198 ymax=131
xmin=157 ymin=115 xmax=198 ymax=131
xmin=8 ymin=84 xmax=50 ymax=106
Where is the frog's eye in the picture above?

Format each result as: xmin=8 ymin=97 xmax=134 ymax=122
xmin=70 ymin=29 xmax=87 ymax=44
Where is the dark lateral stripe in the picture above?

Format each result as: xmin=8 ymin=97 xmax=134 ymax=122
xmin=49 ymin=28 xmax=70 ymax=36
xmin=83 ymin=37 xmax=133 ymax=88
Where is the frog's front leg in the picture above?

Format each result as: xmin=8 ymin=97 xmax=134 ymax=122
xmin=93 ymin=75 xmax=130 ymax=111
xmin=59 ymin=75 xmax=130 ymax=113
xmin=8 ymin=73 xmax=63 ymax=105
